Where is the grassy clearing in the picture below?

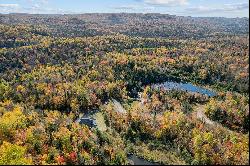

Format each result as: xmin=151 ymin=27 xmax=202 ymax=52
xmin=93 ymin=112 xmax=107 ymax=132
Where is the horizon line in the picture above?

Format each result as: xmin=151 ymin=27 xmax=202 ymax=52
xmin=0 ymin=12 xmax=249 ymax=19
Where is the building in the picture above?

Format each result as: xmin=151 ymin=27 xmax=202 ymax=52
xmin=78 ymin=117 xmax=97 ymax=128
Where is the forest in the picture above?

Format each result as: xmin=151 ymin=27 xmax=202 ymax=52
xmin=0 ymin=13 xmax=249 ymax=165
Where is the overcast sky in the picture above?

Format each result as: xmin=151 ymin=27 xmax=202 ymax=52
xmin=0 ymin=0 xmax=249 ymax=18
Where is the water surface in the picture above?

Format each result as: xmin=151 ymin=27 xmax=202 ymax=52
xmin=154 ymin=81 xmax=216 ymax=97
xmin=128 ymin=155 xmax=159 ymax=165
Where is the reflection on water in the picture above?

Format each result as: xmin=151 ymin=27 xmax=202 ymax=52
xmin=154 ymin=81 xmax=216 ymax=97
xmin=128 ymin=155 xmax=159 ymax=165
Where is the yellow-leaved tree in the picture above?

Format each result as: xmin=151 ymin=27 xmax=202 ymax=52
xmin=0 ymin=141 xmax=32 ymax=165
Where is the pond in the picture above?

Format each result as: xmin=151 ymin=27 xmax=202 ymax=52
xmin=128 ymin=155 xmax=159 ymax=165
xmin=153 ymin=81 xmax=216 ymax=97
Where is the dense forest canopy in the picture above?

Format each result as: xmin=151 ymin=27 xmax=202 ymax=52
xmin=0 ymin=13 xmax=249 ymax=165
xmin=0 ymin=13 xmax=249 ymax=38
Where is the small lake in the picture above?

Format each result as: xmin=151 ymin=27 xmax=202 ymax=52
xmin=128 ymin=155 xmax=159 ymax=165
xmin=153 ymin=81 xmax=216 ymax=97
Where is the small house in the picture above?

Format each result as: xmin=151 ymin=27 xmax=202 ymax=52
xmin=78 ymin=117 xmax=97 ymax=128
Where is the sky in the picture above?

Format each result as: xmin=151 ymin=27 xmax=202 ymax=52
xmin=0 ymin=0 xmax=249 ymax=18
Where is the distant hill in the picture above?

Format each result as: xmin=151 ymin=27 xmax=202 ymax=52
xmin=0 ymin=13 xmax=248 ymax=38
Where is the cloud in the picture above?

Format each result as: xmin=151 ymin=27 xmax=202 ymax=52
xmin=113 ymin=0 xmax=188 ymax=12
xmin=112 ymin=4 xmax=156 ymax=13
xmin=0 ymin=0 xmax=74 ymax=14
xmin=26 ymin=0 xmax=49 ymax=4
xmin=113 ymin=5 xmax=138 ymax=10
xmin=225 ymin=3 xmax=249 ymax=11
xmin=0 ymin=4 xmax=20 ymax=13
xmin=0 ymin=4 xmax=19 ymax=7
xmin=186 ymin=3 xmax=249 ymax=14
xmin=142 ymin=0 xmax=188 ymax=6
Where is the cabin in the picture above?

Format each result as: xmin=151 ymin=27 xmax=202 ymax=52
xmin=78 ymin=117 xmax=97 ymax=128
